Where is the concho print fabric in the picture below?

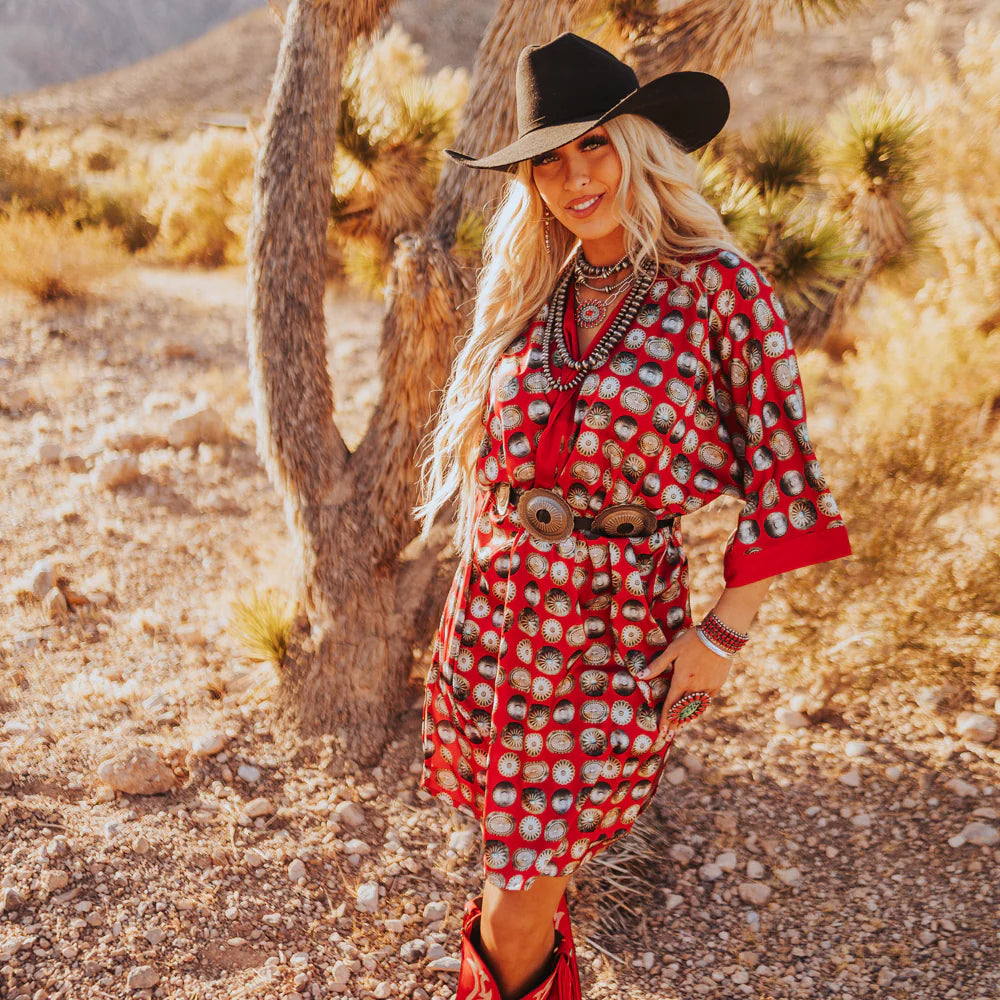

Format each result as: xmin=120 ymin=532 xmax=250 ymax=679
xmin=421 ymin=248 xmax=852 ymax=890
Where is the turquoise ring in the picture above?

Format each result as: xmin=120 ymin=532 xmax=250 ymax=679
xmin=665 ymin=691 xmax=713 ymax=727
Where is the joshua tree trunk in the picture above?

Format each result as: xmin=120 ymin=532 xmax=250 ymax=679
xmin=246 ymin=0 xmax=395 ymax=760
xmin=247 ymin=0 xmax=576 ymax=762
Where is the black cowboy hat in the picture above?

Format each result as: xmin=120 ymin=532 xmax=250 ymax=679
xmin=445 ymin=32 xmax=730 ymax=172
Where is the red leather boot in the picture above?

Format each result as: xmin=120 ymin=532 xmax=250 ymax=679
xmin=457 ymin=894 xmax=576 ymax=1000
xmin=456 ymin=895 xmax=502 ymax=1000
xmin=552 ymin=893 xmax=583 ymax=1000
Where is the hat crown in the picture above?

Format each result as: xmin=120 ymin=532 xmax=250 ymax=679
xmin=443 ymin=32 xmax=729 ymax=170
xmin=516 ymin=33 xmax=638 ymax=138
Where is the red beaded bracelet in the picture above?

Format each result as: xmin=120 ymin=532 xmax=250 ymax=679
xmin=698 ymin=610 xmax=749 ymax=655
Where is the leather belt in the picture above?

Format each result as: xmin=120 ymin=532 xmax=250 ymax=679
xmin=491 ymin=483 xmax=677 ymax=543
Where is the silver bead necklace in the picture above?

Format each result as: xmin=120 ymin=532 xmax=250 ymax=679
xmin=541 ymin=260 xmax=656 ymax=391
xmin=573 ymin=245 xmax=631 ymax=278
xmin=576 ymin=270 xmax=635 ymax=295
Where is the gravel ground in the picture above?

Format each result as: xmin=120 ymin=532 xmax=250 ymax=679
xmin=1 ymin=269 xmax=998 ymax=1000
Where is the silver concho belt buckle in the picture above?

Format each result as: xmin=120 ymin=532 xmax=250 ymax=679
xmin=591 ymin=503 xmax=657 ymax=537
xmin=517 ymin=487 xmax=574 ymax=544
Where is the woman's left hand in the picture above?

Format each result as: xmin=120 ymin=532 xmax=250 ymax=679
xmin=641 ymin=626 xmax=732 ymax=744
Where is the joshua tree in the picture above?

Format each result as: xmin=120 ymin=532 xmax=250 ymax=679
xmin=695 ymin=97 xmax=928 ymax=349
xmin=247 ymin=0 xmax=576 ymax=761
xmin=808 ymin=89 xmax=930 ymax=344
xmin=248 ymin=0 xmax=907 ymax=761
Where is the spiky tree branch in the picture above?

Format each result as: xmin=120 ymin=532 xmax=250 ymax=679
xmin=697 ymin=91 xmax=927 ymax=349
xmin=617 ymin=0 xmax=869 ymax=78
xmin=797 ymin=90 xmax=930 ymax=345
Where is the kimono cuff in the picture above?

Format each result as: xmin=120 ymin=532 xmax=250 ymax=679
xmin=723 ymin=524 xmax=853 ymax=588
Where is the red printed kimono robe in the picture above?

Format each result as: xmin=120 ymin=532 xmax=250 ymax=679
xmin=421 ymin=248 xmax=852 ymax=890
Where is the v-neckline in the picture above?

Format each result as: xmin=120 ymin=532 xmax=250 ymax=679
xmin=531 ymin=269 xmax=659 ymax=489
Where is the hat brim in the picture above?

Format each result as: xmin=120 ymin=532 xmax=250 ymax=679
xmin=444 ymin=71 xmax=729 ymax=172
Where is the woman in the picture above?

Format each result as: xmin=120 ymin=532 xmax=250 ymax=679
xmin=414 ymin=32 xmax=852 ymax=1000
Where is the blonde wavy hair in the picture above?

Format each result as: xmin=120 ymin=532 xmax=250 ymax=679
xmin=414 ymin=113 xmax=742 ymax=556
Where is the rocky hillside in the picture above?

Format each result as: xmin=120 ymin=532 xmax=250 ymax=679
xmin=1 ymin=2 xmax=498 ymax=132
xmin=0 ymin=0 xmax=263 ymax=98
xmin=2 ymin=9 xmax=283 ymax=131
xmin=4 ymin=1 xmax=993 ymax=134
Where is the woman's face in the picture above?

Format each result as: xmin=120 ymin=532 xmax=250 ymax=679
xmin=530 ymin=125 xmax=628 ymax=262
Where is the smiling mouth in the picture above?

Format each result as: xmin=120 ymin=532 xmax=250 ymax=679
xmin=566 ymin=193 xmax=603 ymax=215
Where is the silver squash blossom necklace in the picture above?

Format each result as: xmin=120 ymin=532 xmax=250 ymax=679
xmin=542 ymin=252 xmax=656 ymax=392
xmin=572 ymin=245 xmax=636 ymax=328
xmin=574 ymin=271 xmax=635 ymax=329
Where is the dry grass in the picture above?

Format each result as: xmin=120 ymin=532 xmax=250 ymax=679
xmin=763 ymin=359 xmax=1000 ymax=713
xmin=0 ymin=209 xmax=130 ymax=302
xmin=755 ymin=5 xmax=1000 ymax=708
xmin=573 ymin=813 xmax=672 ymax=940
xmin=226 ymin=587 xmax=297 ymax=667
xmin=0 ymin=143 xmax=80 ymax=214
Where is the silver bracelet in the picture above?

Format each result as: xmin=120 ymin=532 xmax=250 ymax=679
xmin=695 ymin=627 xmax=733 ymax=659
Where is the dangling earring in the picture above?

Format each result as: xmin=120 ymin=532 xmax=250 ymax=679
xmin=543 ymin=208 xmax=552 ymax=255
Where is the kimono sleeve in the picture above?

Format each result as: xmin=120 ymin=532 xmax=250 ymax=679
xmin=707 ymin=257 xmax=852 ymax=587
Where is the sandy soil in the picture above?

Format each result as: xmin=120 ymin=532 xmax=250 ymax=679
xmin=1 ymin=267 xmax=998 ymax=1000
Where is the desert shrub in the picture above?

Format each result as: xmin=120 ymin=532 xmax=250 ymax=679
xmin=74 ymin=130 xmax=129 ymax=173
xmin=0 ymin=207 xmax=129 ymax=302
xmin=769 ymin=241 xmax=1000 ymax=700
xmin=85 ymin=149 xmax=118 ymax=172
xmin=0 ymin=142 xmax=80 ymax=215
xmin=874 ymin=2 xmax=1000 ymax=304
xmin=3 ymin=109 xmax=29 ymax=139
xmin=75 ymin=181 xmax=158 ymax=253
xmin=143 ymin=127 xmax=254 ymax=267
xmin=771 ymin=396 xmax=998 ymax=703
xmin=0 ymin=136 xmax=158 ymax=252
